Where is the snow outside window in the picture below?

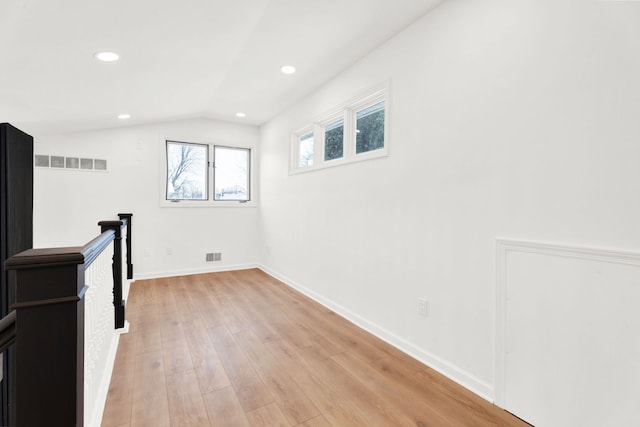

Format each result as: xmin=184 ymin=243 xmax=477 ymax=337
xmin=298 ymin=131 xmax=314 ymax=168
xmin=166 ymin=141 xmax=208 ymax=201
xmin=214 ymin=146 xmax=250 ymax=202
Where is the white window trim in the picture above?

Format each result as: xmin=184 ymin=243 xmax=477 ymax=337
xmin=290 ymin=84 xmax=389 ymax=175
xmin=160 ymin=137 xmax=256 ymax=208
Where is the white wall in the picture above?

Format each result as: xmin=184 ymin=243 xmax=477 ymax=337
xmin=259 ymin=0 xmax=640 ymax=400
xmin=33 ymin=118 xmax=261 ymax=278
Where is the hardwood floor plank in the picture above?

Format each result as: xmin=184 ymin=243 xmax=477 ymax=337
xmin=130 ymin=351 xmax=170 ymax=427
xmin=382 ymin=358 xmax=482 ymax=424
xmin=194 ymin=358 xmax=231 ymax=395
xmin=233 ymin=329 xmax=320 ymax=425
xmin=161 ymin=316 xmax=187 ymax=344
xmin=246 ymin=403 xmax=291 ymax=427
xmin=155 ymin=277 xmax=179 ymax=315
xmin=101 ymin=320 xmax=138 ymax=426
xmin=101 ymin=349 xmax=135 ymax=426
xmin=181 ymin=318 xmax=231 ymax=392
xmin=258 ymin=307 xmax=313 ymax=348
xmin=208 ymin=325 xmax=274 ymax=411
xmin=234 ymin=379 xmax=277 ymax=413
xmin=168 ymin=278 xmax=195 ymax=320
xmin=207 ymin=325 xmax=260 ymax=386
xmin=290 ymin=304 xmax=384 ymax=363
xmin=281 ymin=309 xmax=345 ymax=359
xmin=295 ymin=415 xmax=332 ymax=427
xmin=133 ymin=314 xmax=163 ymax=355
xmin=264 ymin=340 xmax=371 ymax=427
xmin=126 ymin=279 xmax=159 ymax=320
xmin=203 ymin=387 xmax=251 ymax=427
xmin=415 ymin=369 xmax=530 ymax=426
xmin=331 ymin=351 xmax=454 ymax=426
xmin=162 ymin=336 xmax=194 ymax=375
xmin=181 ymin=316 xmax=217 ymax=368
xmin=226 ymin=294 xmax=281 ymax=343
xmin=166 ymin=369 xmax=210 ymax=426
xmin=296 ymin=345 xmax=418 ymax=426
xmin=209 ymin=294 xmax=249 ymax=334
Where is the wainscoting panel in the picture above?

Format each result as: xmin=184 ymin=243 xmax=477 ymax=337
xmin=495 ymin=240 xmax=640 ymax=427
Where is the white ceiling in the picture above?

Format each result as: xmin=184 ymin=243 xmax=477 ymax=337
xmin=0 ymin=0 xmax=443 ymax=135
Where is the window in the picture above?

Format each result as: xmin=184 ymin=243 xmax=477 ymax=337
xmin=164 ymin=140 xmax=253 ymax=206
xmin=297 ymin=131 xmax=314 ymax=167
xmin=291 ymin=86 xmax=388 ymax=173
xmin=214 ymin=146 xmax=250 ymax=201
xmin=324 ymin=118 xmax=344 ymax=161
xmin=356 ymin=101 xmax=385 ymax=154
xmin=166 ymin=141 xmax=208 ymax=200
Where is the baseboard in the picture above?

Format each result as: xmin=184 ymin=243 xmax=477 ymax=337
xmin=259 ymin=264 xmax=495 ymax=402
xmin=133 ymin=263 xmax=260 ymax=280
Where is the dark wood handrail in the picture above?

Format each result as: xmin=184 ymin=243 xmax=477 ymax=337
xmin=82 ymin=229 xmax=115 ymax=268
xmin=4 ymin=246 xmax=84 ymax=268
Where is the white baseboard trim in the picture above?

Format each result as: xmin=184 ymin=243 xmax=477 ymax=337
xmin=259 ymin=264 xmax=494 ymax=402
xmin=117 ymin=320 xmax=130 ymax=335
xmin=133 ymin=263 xmax=260 ymax=280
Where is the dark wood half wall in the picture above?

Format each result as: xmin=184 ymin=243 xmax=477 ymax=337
xmin=0 ymin=123 xmax=33 ymax=426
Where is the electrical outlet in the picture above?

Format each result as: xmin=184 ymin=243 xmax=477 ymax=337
xmin=166 ymin=247 xmax=173 ymax=255
xmin=418 ymin=298 xmax=428 ymax=317
xmin=206 ymin=253 xmax=214 ymax=262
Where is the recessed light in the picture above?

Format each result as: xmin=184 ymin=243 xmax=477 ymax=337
xmin=236 ymin=112 xmax=246 ymax=118
xmin=118 ymin=114 xmax=131 ymax=119
xmin=94 ymin=52 xmax=119 ymax=62
xmin=280 ymin=65 xmax=296 ymax=75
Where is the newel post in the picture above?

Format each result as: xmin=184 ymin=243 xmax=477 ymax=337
xmin=98 ymin=220 xmax=125 ymax=329
xmin=5 ymin=247 xmax=86 ymax=427
xmin=118 ymin=213 xmax=133 ymax=280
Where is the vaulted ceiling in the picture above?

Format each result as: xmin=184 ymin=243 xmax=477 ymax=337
xmin=0 ymin=0 xmax=444 ymax=135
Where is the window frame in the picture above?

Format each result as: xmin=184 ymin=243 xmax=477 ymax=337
xmin=353 ymin=98 xmax=386 ymax=157
xmin=165 ymin=140 xmax=209 ymax=202
xmin=320 ymin=111 xmax=347 ymax=163
xmin=293 ymin=127 xmax=315 ymax=169
xmin=161 ymin=138 xmax=256 ymax=208
xmin=290 ymin=85 xmax=389 ymax=174
xmin=213 ymin=145 xmax=251 ymax=202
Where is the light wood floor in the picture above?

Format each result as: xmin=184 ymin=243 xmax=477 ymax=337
xmin=101 ymin=269 xmax=529 ymax=427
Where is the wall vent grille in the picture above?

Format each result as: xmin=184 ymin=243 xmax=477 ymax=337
xmin=35 ymin=155 xmax=108 ymax=171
